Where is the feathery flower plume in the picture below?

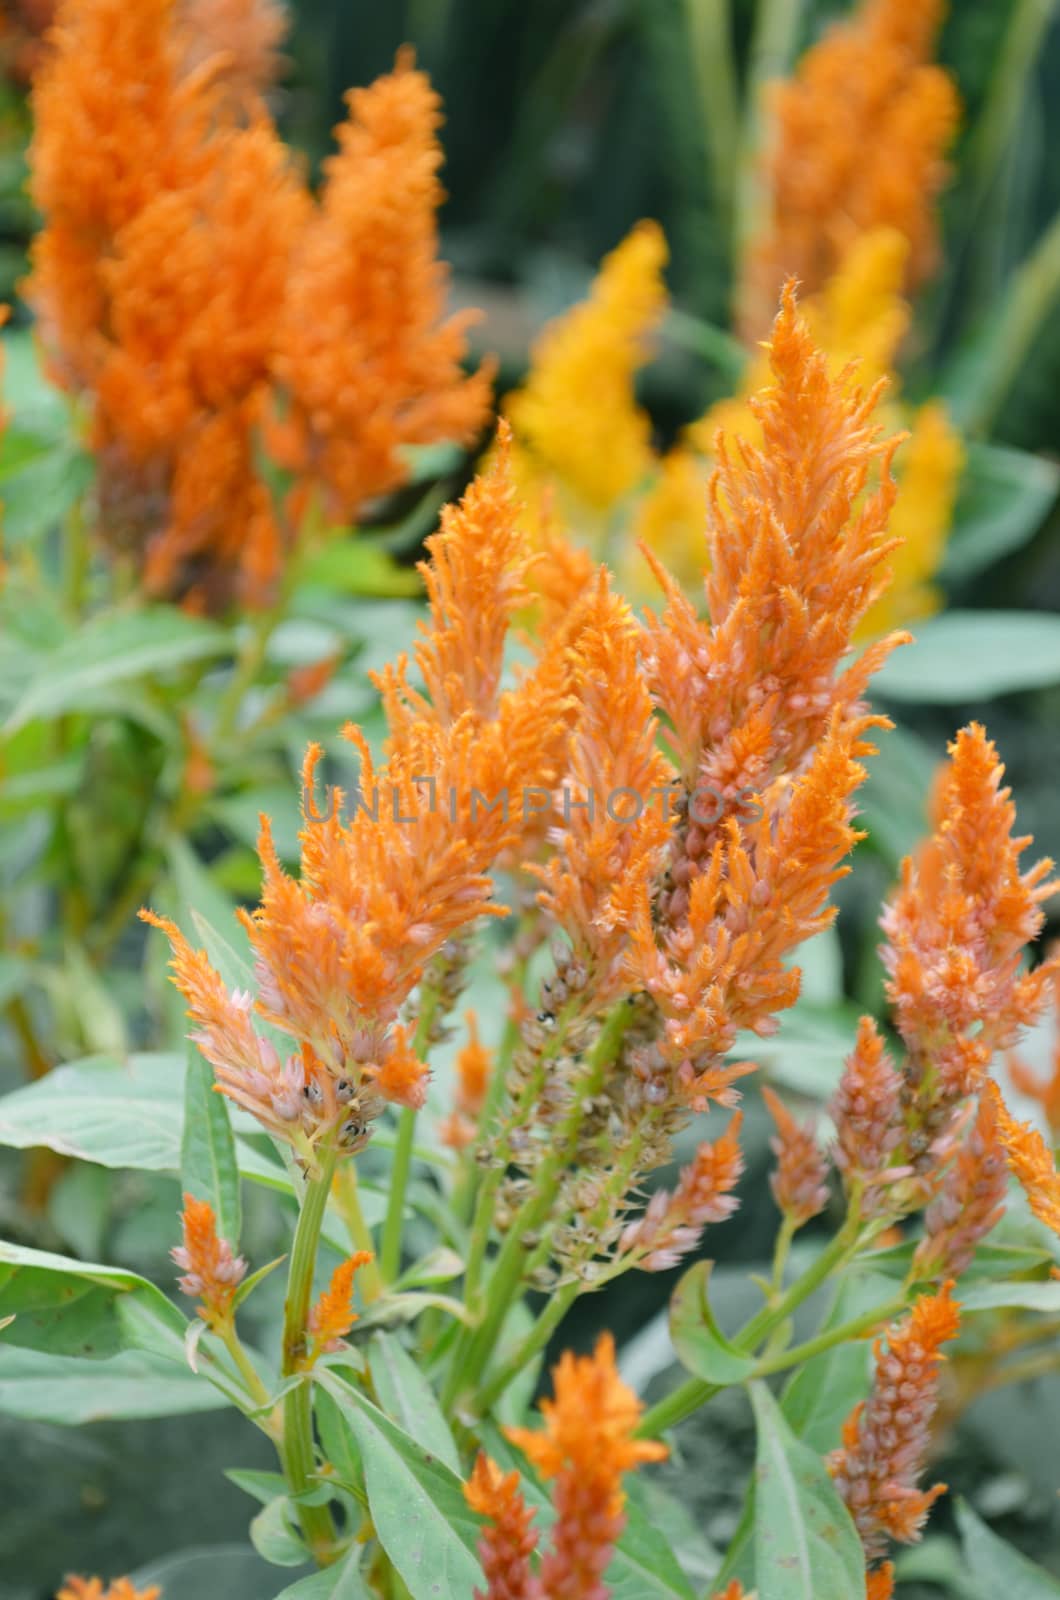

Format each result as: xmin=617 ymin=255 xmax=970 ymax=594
xmin=761 ymin=1086 xmax=830 ymax=1227
xmin=504 ymin=1333 xmax=667 ymax=1598
xmin=830 ymin=1281 xmax=961 ymax=1558
xmin=831 ymin=1016 xmax=907 ymax=1208
xmin=619 ymin=1111 xmax=744 ymax=1270
xmin=143 ymin=449 xmax=568 ymax=1159
xmin=867 ymin=1565 xmax=895 ymax=1600
xmin=913 ymin=1088 xmax=1007 ymax=1280
xmin=57 ymin=1581 xmax=161 ymax=1600
xmin=880 ymin=724 xmax=1059 ymax=1154
xmin=533 ymin=570 xmax=674 ymax=1009
xmin=505 ymin=220 xmax=667 ymax=521
xmin=270 ymin=51 xmax=492 ymax=529
xmin=306 ymin=1251 xmax=373 ymax=1357
xmin=464 ymin=1454 xmax=541 ymax=1600
xmin=740 ymin=0 xmax=959 ymax=339
xmin=171 ymin=1194 xmax=247 ymax=1327
xmin=986 ymin=1080 xmax=1060 ymax=1237
xmin=440 ymin=1012 xmax=493 ymax=1151
xmin=181 ymin=0 xmax=288 ymax=114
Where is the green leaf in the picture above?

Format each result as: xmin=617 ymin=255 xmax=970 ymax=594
xmin=273 ymin=1545 xmax=373 ymax=1598
xmin=0 ymin=1238 xmax=187 ymax=1358
xmin=0 ymin=1345 xmax=229 ymax=1422
xmin=182 ymin=1041 xmax=242 ymax=1247
xmin=627 ymin=1478 xmax=721 ymax=1589
xmin=0 ymin=1052 xmax=185 ymax=1169
xmin=955 ymin=1498 xmax=1060 ymax=1597
xmin=226 ymin=1468 xmax=289 ymax=1506
xmin=671 ymin=1260 xmax=757 ymax=1386
xmin=298 ymin=538 xmax=423 ymax=597
xmin=367 ymin=1331 xmax=461 ymax=1472
xmin=130 ymin=1546 xmax=285 ymax=1600
xmin=874 ymin=612 xmax=1060 ymax=702
xmin=749 ymin=1380 xmax=866 ymax=1600
xmin=6 ymin=606 xmax=232 ymax=731
xmin=956 ymin=1280 xmax=1060 ymax=1313
xmin=316 ymin=1371 xmax=483 ymax=1600
xmin=781 ymin=1279 xmax=879 ymax=1455
xmin=249 ymin=1495 xmax=310 ymax=1568
xmin=862 ymin=1239 xmax=1053 ymax=1282
xmin=0 ymin=433 xmax=93 ymax=548
xmin=943 ymin=443 xmax=1059 ymax=582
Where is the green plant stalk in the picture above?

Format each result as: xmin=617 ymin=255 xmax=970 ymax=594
xmin=964 ymin=0 xmax=1054 ymax=223
xmin=379 ymin=985 xmax=444 ymax=1282
xmin=750 ymin=1295 xmax=906 ymax=1378
xmin=281 ymin=1138 xmax=340 ymax=1564
xmin=685 ymin=0 xmax=740 ymax=236
xmin=964 ymin=206 xmax=1060 ymax=438
xmin=447 ymin=1002 xmax=633 ymax=1407
xmin=637 ymin=1201 xmax=866 ymax=1437
xmin=333 ymin=1164 xmax=383 ymax=1302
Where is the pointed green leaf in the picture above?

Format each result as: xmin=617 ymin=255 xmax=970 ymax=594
xmin=943 ymin=443 xmax=1059 ymax=582
xmin=955 ymin=1499 xmax=1060 ymax=1597
xmin=874 ymin=612 xmax=1060 ymax=702
xmin=0 ymin=1345 xmax=229 ymax=1422
xmin=249 ymin=1495 xmax=309 ymax=1567
xmin=671 ymin=1260 xmax=756 ymax=1386
xmin=367 ymin=1331 xmax=460 ymax=1472
xmin=0 ymin=1238 xmax=186 ymax=1357
xmin=182 ymin=1041 xmax=242 ymax=1247
xmin=273 ymin=1544 xmax=373 ymax=1598
xmin=749 ymin=1380 xmax=866 ymax=1600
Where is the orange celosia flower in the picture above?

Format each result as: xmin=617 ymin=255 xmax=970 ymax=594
xmin=986 ymin=1080 xmax=1060 ymax=1237
xmin=180 ymin=0 xmax=288 ymax=114
xmin=830 ymin=1281 xmax=961 ymax=1558
xmin=504 ymin=1333 xmax=667 ymax=1599
xmin=831 ymin=1015 xmax=907 ymax=1208
xmin=620 ymin=1111 xmax=744 ymax=1270
xmin=1008 ymin=957 xmax=1060 ymax=1140
xmin=270 ymin=50 xmax=492 ymax=529
xmin=866 ymin=1564 xmax=895 ymax=1600
xmin=741 ymin=0 xmax=960 ymax=338
xmin=711 ymin=1585 xmax=752 ymax=1600
xmin=57 ymin=1579 xmax=161 ymax=1600
xmin=913 ymin=1086 xmax=1007 ymax=1280
xmin=440 ymin=1012 xmax=493 ymax=1151
xmin=143 ymin=449 xmax=568 ymax=1159
xmin=761 ymin=1086 xmax=830 ymax=1227
xmin=464 ymin=1453 xmax=541 ymax=1600
xmin=306 ymin=1251 xmax=373 ymax=1357
xmin=533 ymin=570 xmax=674 ymax=1009
xmin=880 ymin=725 xmax=1059 ymax=1146
xmin=171 ymin=1193 xmax=247 ymax=1327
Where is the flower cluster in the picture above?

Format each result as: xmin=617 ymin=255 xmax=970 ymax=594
xmin=830 ymin=1281 xmax=961 ymax=1559
xmin=171 ymin=1193 xmax=247 ymax=1327
xmin=26 ymin=3 xmax=490 ymax=607
xmin=56 ymin=1581 xmax=160 ymax=1600
xmin=740 ymin=0 xmax=960 ymax=339
xmin=465 ymin=1333 xmax=667 ymax=1599
xmin=987 ymin=1080 xmax=1060 ymax=1238
xmin=305 ymin=1251 xmax=374 ymax=1359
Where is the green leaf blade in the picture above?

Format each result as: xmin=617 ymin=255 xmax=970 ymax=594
xmin=181 ymin=1041 xmax=242 ymax=1248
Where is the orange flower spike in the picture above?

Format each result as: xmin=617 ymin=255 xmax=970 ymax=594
xmin=831 ymin=1015 xmax=906 ymax=1207
xmin=172 ymin=1193 xmax=247 ymax=1328
xmin=621 ymin=1111 xmax=744 ymax=1270
xmin=306 ymin=1251 xmax=374 ymax=1357
xmin=464 ymin=1452 xmax=541 ymax=1600
xmin=57 ymin=1580 xmax=161 ymax=1600
xmin=761 ymin=1086 xmax=830 ymax=1227
xmin=914 ymin=1086 xmax=1008 ymax=1280
xmin=270 ymin=50 xmax=493 ymax=528
xmin=866 ymin=1564 xmax=895 ymax=1600
xmin=986 ymin=1080 xmax=1060 ymax=1237
xmin=440 ymin=1012 xmax=493 ymax=1151
xmin=741 ymin=0 xmax=959 ymax=337
xmin=1008 ymin=959 xmax=1060 ymax=1139
xmin=830 ymin=1281 xmax=961 ymax=1558
xmin=180 ymin=0 xmax=288 ymax=115
xmin=881 ymin=724 xmax=1059 ymax=1144
xmin=534 ymin=570 xmax=674 ymax=1008
xmin=506 ymin=1333 xmax=667 ymax=1599
xmin=712 ymin=1585 xmax=753 ymax=1600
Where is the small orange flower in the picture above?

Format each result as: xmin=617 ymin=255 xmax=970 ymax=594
xmin=620 ymin=1112 xmax=744 ymax=1270
xmin=831 ymin=1015 xmax=907 ymax=1208
xmin=56 ymin=1579 xmax=161 ymax=1600
xmin=914 ymin=1087 xmax=1008 ymax=1280
xmin=761 ymin=1086 xmax=830 ymax=1227
xmin=711 ymin=1585 xmax=752 ymax=1600
xmin=866 ymin=1564 xmax=895 ymax=1600
xmin=171 ymin=1194 xmax=247 ymax=1328
xmin=741 ymin=0 xmax=960 ymax=337
xmin=464 ymin=1453 xmax=540 ymax=1600
xmin=306 ymin=1251 xmax=374 ymax=1357
xmin=1008 ymin=957 xmax=1060 ymax=1140
xmin=440 ymin=1012 xmax=493 ymax=1151
xmin=269 ymin=50 xmax=493 ymax=529
xmin=986 ymin=1080 xmax=1060 ymax=1238
xmin=830 ymin=1281 xmax=961 ymax=1558
xmin=505 ymin=1333 xmax=667 ymax=1598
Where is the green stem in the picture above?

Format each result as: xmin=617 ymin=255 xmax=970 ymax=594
xmin=750 ymin=1296 xmax=906 ymax=1378
xmin=281 ymin=1138 xmax=341 ymax=1564
xmin=963 ymin=0 xmax=1054 ymax=223
xmin=685 ymin=0 xmax=740 ymax=237
xmin=217 ymin=1320 xmax=279 ymax=1428
xmin=379 ymin=986 xmax=444 ymax=1282
xmin=733 ymin=0 xmax=804 ymax=295
xmin=962 ymin=206 xmax=1060 ymax=438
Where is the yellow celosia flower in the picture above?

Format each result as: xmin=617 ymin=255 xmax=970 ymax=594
xmin=626 ymin=446 xmax=706 ymax=595
xmin=858 ymin=399 xmax=963 ymax=639
xmin=504 ymin=220 xmax=667 ymax=522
